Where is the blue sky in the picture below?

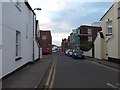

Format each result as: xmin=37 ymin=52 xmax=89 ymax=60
xmin=28 ymin=0 xmax=113 ymax=46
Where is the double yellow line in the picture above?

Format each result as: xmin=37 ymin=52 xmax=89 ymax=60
xmin=44 ymin=59 xmax=57 ymax=89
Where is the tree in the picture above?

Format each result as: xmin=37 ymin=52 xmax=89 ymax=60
xmin=80 ymin=43 xmax=93 ymax=51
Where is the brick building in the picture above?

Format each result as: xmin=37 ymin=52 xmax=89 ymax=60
xmin=69 ymin=33 xmax=75 ymax=49
xmin=78 ymin=25 xmax=102 ymax=44
xmin=61 ymin=38 xmax=68 ymax=52
xmin=39 ymin=30 xmax=52 ymax=54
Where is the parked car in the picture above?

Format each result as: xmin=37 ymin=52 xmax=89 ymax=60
xmin=42 ymin=49 xmax=49 ymax=55
xmin=52 ymin=50 xmax=57 ymax=53
xmin=72 ymin=50 xmax=85 ymax=59
xmin=65 ymin=49 xmax=70 ymax=55
xmin=68 ymin=49 xmax=73 ymax=57
xmin=65 ymin=49 xmax=72 ymax=56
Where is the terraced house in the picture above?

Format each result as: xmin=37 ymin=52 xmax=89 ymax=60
xmin=0 ymin=1 xmax=40 ymax=78
xmin=94 ymin=1 xmax=120 ymax=63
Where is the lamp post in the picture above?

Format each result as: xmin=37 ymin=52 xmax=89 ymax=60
xmin=33 ymin=8 xmax=41 ymax=62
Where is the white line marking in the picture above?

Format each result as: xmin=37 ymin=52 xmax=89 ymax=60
xmin=106 ymin=83 xmax=120 ymax=89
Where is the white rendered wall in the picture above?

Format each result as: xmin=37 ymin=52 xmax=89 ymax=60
xmin=2 ymin=2 xmax=39 ymax=77
xmin=0 ymin=0 xmax=2 ymax=80
xmin=101 ymin=4 xmax=119 ymax=59
xmin=34 ymin=40 xmax=39 ymax=60
xmin=94 ymin=34 xmax=102 ymax=59
xmin=84 ymin=49 xmax=92 ymax=57
xmin=118 ymin=2 xmax=120 ymax=59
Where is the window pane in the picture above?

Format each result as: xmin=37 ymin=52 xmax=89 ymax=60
xmin=118 ymin=8 xmax=120 ymax=17
xmin=107 ymin=20 xmax=112 ymax=34
xmin=108 ymin=28 xmax=112 ymax=33
xmin=88 ymin=29 xmax=92 ymax=35
xmin=42 ymin=35 xmax=47 ymax=40
xmin=16 ymin=45 xmax=18 ymax=56
xmin=88 ymin=37 xmax=92 ymax=41
xmin=16 ymin=32 xmax=18 ymax=43
xmin=16 ymin=31 xmax=20 ymax=57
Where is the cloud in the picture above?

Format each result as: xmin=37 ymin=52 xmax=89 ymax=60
xmin=52 ymin=33 xmax=70 ymax=46
xmin=28 ymin=0 xmax=113 ymax=45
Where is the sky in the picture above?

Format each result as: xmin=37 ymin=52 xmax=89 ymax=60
xmin=28 ymin=0 xmax=113 ymax=46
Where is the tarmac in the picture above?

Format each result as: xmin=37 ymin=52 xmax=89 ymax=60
xmin=2 ymin=54 xmax=55 ymax=89
xmin=86 ymin=56 xmax=120 ymax=70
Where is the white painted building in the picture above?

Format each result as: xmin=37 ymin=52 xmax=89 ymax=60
xmin=0 ymin=1 xmax=40 ymax=78
xmin=94 ymin=1 xmax=120 ymax=62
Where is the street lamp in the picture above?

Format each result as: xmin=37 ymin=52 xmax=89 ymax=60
xmin=34 ymin=8 xmax=42 ymax=11
xmin=33 ymin=8 xmax=41 ymax=62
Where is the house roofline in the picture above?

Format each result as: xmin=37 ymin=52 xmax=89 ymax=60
xmin=25 ymin=2 xmax=36 ymax=15
xmin=100 ymin=4 xmax=114 ymax=21
xmin=79 ymin=25 xmax=102 ymax=29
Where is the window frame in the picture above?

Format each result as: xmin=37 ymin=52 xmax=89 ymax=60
xmin=106 ymin=19 xmax=112 ymax=35
xmin=88 ymin=28 xmax=92 ymax=35
xmin=15 ymin=31 xmax=21 ymax=61
xmin=118 ymin=8 xmax=120 ymax=19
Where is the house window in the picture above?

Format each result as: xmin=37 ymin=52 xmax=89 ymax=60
xmin=118 ymin=8 xmax=120 ymax=18
xmin=88 ymin=29 xmax=92 ymax=35
xmin=42 ymin=35 xmax=47 ymax=40
xmin=16 ymin=31 xmax=21 ymax=58
xmin=106 ymin=19 xmax=112 ymax=35
xmin=88 ymin=37 xmax=92 ymax=42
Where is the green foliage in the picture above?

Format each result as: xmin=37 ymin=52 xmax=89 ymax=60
xmin=80 ymin=43 xmax=93 ymax=51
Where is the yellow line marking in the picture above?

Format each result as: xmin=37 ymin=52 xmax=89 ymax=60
xmin=87 ymin=60 xmax=120 ymax=72
xmin=49 ymin=61 xmax=56 ymax=88
xmin=34 ymin=60 xmax=55 ymax=88
xmin=45 ymin=61 xmax=55 ymax=88
xmin=49 ymin=55 xmax=57 ymax=89
xmin=48 ymin=55 xmax=57 ymax=89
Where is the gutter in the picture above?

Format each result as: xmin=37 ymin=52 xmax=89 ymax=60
xmin=100 ymin=4 xmax=114 ymax=21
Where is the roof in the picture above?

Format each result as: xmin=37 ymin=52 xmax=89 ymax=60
xmin=100 ymin=4 xmax=114 ymax=21
xmin=40 ymin=30 xmax=51 ymax=32
xmin=79 ymin=25 xmax=102 ymax=29
xmin=25 ymin=2 xmax=36 ymax=15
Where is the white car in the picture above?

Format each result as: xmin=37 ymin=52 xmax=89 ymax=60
xmin=52 ymin=50 xmax=57 ymax=53
xmin=68 ymin=50 xmax=73 ymax=56
xmin=65 ymin=49 xmax=72 ymax=56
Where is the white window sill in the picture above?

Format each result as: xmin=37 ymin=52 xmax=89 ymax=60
xmin=15 ymin=57 xmax=22 ymax=61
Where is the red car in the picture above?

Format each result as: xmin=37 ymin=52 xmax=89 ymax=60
xmin=42 ymin=49 xmax=49 ymax=55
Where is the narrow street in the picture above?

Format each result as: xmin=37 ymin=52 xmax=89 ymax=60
xmin=52 ymin=52 xmax=119 ymax=88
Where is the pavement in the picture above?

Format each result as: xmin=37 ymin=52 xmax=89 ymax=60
xmin=86 ymin=56 xmax=120 ymax=70
xmin=2 ymin=54 xmax=55 ymax=88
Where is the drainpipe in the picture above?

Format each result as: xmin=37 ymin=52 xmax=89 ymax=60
xmin=33 ymin=13 xmax=36 ymax=62
xmin=32 ymin=8 xmax=41 ymax=62
xmin=33 ymin=13 xmax=34 ymax=62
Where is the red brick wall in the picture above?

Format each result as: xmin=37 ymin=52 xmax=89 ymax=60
xmin=39 ymin=30 xmax=52 ymax=54
xmin=61 ymin=38 xmax=68 ymax=52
